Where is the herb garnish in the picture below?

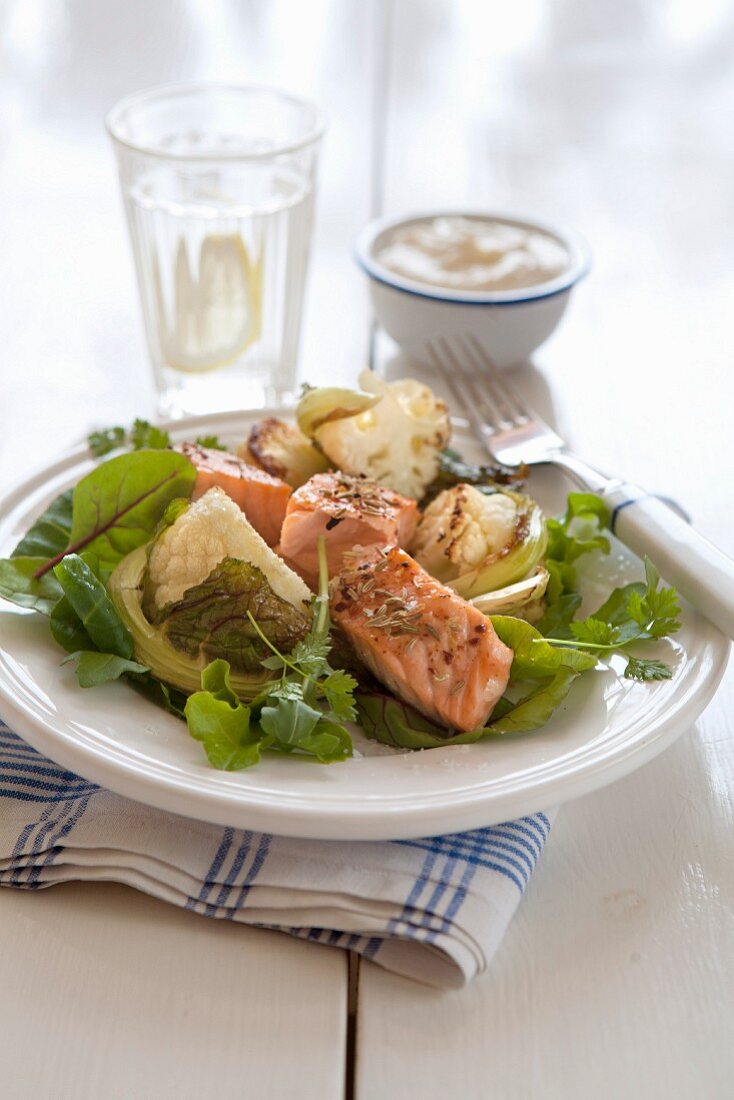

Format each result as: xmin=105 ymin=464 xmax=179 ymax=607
xmin=88 ymin=419 xmax=227 ymax=457
xmin=540 ymin=557 xmax=681 ymax=681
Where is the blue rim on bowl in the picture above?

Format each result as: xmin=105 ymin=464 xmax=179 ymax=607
xmin=354 ymin=209 xmax=592 ymax=306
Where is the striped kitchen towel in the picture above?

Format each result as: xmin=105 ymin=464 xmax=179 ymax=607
xmin=0 ymin=720 xmax=552 ymax=989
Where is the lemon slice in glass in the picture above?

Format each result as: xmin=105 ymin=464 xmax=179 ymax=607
xmin=159 ymin=233 xmax=262 ymax=374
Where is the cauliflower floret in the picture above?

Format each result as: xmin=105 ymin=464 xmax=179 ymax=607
xmin=412 ymin=484 xmax=518 ymax=583
xmin=147 ymin=487 xmax=311 ymax=612
xmin=239 ymin=417 xmax=329 ymax=488
xmin=312 ymin=369 xmax=450 ymax=500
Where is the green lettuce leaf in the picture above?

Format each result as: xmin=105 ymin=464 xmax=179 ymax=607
xmin=184 ymin=689 xmax=261 ymax=770
xmin=158 ymin=558 xmax=311 ymax=673
xmin=538 ymin=492 xmax=611 ymax=636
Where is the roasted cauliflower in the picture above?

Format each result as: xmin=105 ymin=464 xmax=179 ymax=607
xmin=307 ymin=369 xmax=450 ymax=500
xmin=411 ymin=483 xmax=547 ymax=598
xmin=144 ymin=487 xmax=311 ymax=613
xmin=239 ymin=417 xmax=329 ymax=488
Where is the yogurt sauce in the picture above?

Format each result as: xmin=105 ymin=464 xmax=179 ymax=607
xmin=376 ymin=215 xmax=570 ymax=293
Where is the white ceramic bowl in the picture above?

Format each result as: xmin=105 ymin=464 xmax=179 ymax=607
xmin=355 ymin=210 xmax=591 ymax=368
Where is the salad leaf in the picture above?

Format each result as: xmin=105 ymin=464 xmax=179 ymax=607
xmin=259 ymin=695 xmax=323 ymax=745
xmin=88 ymin=426 xmax=127 ymax=457
xmin=158 ymin=558 xmax=311 ymax=672
xmin=53 ymin=554 xmax=134 ymax=659
xmin=491 ymin=615 xmax=598 ymax=678
xmin=63 ymin=651 xmax=150 ymax=689
xmin=87 ymin=419 xmax=227 ymax=458
xmin=184 ymin=690 xmax=261 ymax=770
xmin=11 ymin=489 xmax=73 ymax=559
xmin=129 ymin=419 xmax=170 ymax=451
xmin=538 ymin=492 xmax=611 ymax=636
xmin=50 ymin=595 xmax=94 ymax=653
xmin=0 ymin=557 xmax=62 ymax=614
xmin=623 ymin=656 xmax=673 ymax=682
xmin=88 ymin=419 xmax=170 ymax=457
xmin=34 ymin=450 xmax=196 ymax=578
xmin=541 ymin=556 xmax=682 ymax=680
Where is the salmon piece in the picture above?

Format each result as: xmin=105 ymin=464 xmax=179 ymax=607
xmin=278 ymin=472 xmax=418 ymax=589
xmin=331 ymin=545 xmax=513 ymax=732
xmin=178 ymin=442 xmax=291 ymax=547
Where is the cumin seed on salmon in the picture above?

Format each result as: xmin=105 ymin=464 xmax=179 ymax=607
xmin=330 ymin=544 xmax=513 ymax=732
xmin=278 ymin=472 xmax=418 ymax=589
xmin=178 ymin=442 xmax=291 ymax=548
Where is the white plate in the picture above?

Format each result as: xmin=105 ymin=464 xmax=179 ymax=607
xmin=0 ymin=411 xmax=729 ymax=839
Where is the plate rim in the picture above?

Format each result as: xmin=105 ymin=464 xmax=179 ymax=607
xmin=0 ymin=409 xmax=730 ymax=840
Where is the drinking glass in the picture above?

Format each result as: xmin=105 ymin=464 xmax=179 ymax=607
xmin=107 ymin=83 xmax=325 ymax=416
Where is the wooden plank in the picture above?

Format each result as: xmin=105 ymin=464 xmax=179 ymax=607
xmin=0 ymin=884 xmax=347 ymax=1099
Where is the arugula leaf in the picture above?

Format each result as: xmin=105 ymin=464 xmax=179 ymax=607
xmin=259 ymin=696 xmax=323 ymax=746
xmin=11 ymin=489 xmax=73 ymax=559
xmin=33 ymin=450 xmax=196 ymax=578
xmin=87 ymin=419 xmax=171 ymax=457
xmin=53 ymin=554 xmax=134 ymax=659
xmin=0 ymin=557 xmax=62 ymax=614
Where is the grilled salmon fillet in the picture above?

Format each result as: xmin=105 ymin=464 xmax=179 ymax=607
xmin=178 ymin=442 xmax=291 ymax=547
xmin=330 ymin=545 xmax=513 ymax=732
xmin=278 ymin=472 xmax=418 ymax=588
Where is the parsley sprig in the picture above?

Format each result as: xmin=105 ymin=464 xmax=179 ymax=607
xmin=540 ymin=557 xmax=681 ymax=681
xmin=88 ymin=420 xmax=226 ymax=457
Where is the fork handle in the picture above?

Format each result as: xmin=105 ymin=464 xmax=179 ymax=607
xmin=604 ymin=483 xmax=734 ymax=640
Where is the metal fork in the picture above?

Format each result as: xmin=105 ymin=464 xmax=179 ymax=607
xmin=428 ymin=334 xmax=734 ymax=639
xmin=429 ymin=334 xmax=612 ymax=492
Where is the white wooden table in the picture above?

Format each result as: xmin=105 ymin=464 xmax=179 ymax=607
xmin=1 ymin=3 xmax=733 ymax=1096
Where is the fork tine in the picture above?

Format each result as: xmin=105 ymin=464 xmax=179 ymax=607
xmin=443 ymin=337 xmax=517 ymax=430
xmin=436 ymin=336 xmax=510 ymax=433
xmin=463 ymin=335 xmax=530 ymax=422
xmin=453 ymin=336 xmax=516 ymax=427
xmin=428 ymin=338 xmax=496 ymax=448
